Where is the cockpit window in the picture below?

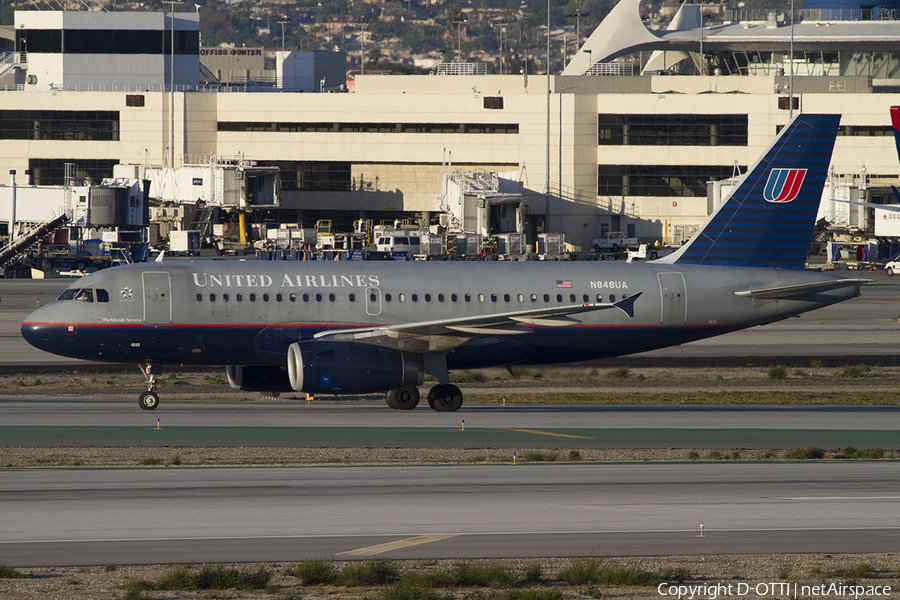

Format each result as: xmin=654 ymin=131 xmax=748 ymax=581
xmin=58 ymin=289 xmax=79 ymax=301
xmin=75 ymin=289 xmax=94 ymax=302
xmin=96 ymin=289 xmax=109 ymax=303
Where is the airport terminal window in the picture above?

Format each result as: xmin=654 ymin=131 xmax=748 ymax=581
xmin=28 ymin=158 xmax=118 ymax=186
xmin=258 ymin=161 xmax=351 ymax=192
xmin=598 ymin=164 xmax=738 ymax=197
xmin=2 ymin=111 xmax=120 ymax=141
xmin=598 ymin=114 xmax=747 ymax=146
xmin=221 ymin=122 xmax=518 ymax=136
xmin=16 ymin=29 xmax=62 ymax=53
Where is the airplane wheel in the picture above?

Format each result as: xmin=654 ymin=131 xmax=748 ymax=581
xmin=139 ymin=391 xmax=159 ymax=410
xmin=387 ymin=387 xmax=419 ymax=410
xmin=384 ymin=392 xmax=398 ymax=409
xmin=428 ymin=384 xmax=463 ymax=412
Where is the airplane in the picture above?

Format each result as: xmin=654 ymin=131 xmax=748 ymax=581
xmin=21 ymin=114 xmax=869 ymax=412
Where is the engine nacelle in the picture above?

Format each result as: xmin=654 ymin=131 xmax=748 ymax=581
xmin=226 ymin=365 xmax=293 ymax=392
xmin=287 ymin=341 xmax=423 ymax=394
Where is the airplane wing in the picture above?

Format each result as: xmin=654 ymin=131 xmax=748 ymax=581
xmin=832 ymin=188 xmax=900 ymax=211
xmin=314 ymin=292 xmax=643 ymax=353
xmin=734 ymin=279 xmax=870 ymax=300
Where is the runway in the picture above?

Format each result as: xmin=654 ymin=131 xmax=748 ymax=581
xmin=1 ymin=462 xmax=898 ymax=566
xmin=3 ymin=401 xmax=900 ymax=447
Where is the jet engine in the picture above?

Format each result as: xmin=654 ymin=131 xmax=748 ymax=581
xmin=226 ymin=365 xmax=293 ymax=392
xmin=287 ymin=341 xmax=423 ymax=394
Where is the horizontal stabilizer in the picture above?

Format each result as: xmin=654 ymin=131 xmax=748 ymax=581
xmin=735 ymin=279 xmax=870 ymax=300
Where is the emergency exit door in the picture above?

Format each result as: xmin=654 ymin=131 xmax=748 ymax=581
xmin=657 ymin=272 xmax=686 ymax=326
xmin=142 ymin=271 xmax=172 ymax=326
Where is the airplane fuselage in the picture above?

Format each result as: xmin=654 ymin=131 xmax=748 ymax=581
xmin=22 ymin=259 xmax=859 ymax=369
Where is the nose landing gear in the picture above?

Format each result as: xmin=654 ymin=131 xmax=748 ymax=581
xmin=138 ymin=363 xmax=162 ymax=410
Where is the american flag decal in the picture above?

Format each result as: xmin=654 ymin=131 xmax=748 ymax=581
xmin=763 ymin=168 xmax=807 ymax=203
xmin=556 ymin=280 xmax=572 ymax=288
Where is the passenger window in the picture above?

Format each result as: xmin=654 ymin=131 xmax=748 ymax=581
xmin=569 ymin=294 xmax=576 ymax=302
xmin=196 ymin=293 xmax=202 ymax=301
xmin=610 ymin=294 xmax=616 ymax=302
xmin=96 ymin=289 xmax=109 ymax=303
xmin=583 ymin=295 xmax=589 ymax=303
xmin=425 ymin=294 xmax=431 ymax=302
xmin=478 ymin=294 xmax=484 ymax=302
xmin=249 ymin=294 xmax=256 ymax=302
xmin=464 ymin=294 xmax=470 ymax=302
xmin=438 ymin=294 xmax=444 ymax=302
xmin=75 ymin=289 xmax=93 ymax=302
xmin=491 ymin=294 xmax=497 ymax=302
xmin=385 ymin=293 xmax=392 ymax=302
xmin=556 ymin=294 xmax=562 ymax=302
xmin=410 ymin=236 xmax=420 ymax=244
xmin=289 ymin=293 xmax=296 ymax=302
xmin=276 ymin=294 xmax=282 ymax=302
xmin=596 ymin=294 xmax=603 ymax=302
xmin=329 ymin=293 xmax=335 ymax=302
xmin=263 ymin=294 xmax=269 ymax=302
xmin=543 ymin=294 xmax=549 ymax=302
xmin=518 ymin=294 xmax=525 ymax=302
xmin=209 ymin=293 xmax=216 ymax=301
xmin=399 ymin=293 xmax=406 ymax=302
xmin=315 ymin=293 xmax=322 ymax=302
xmin=503 ymin=294 xmax=510 ymax=302
xmin=237 ymin=294 xmax=243 ymax=302
xmin=397 ymin=236 xmax=409 ymax=244
xmin=412 ymin=294 xmax=418 ymax=302
xmin=223 ymin=293 xmax=229 ymax=302
xmin=623 ymin=294 xmax=628 ymax=299
xmin=350 ymin=293 xmax=356 ymax=302
xmin=451 ymin=294 xmax=457 ymax=302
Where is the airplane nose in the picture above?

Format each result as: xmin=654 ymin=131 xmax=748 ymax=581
xmin=21 ymin=307 xmax=55 ymax=352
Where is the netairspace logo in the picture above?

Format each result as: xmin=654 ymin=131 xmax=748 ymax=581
xmin=657 ymin=582 xmax=892 ymax=599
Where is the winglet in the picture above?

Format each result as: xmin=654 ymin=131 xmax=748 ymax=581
xmin=667 ymin=114 xmax=840 ymax=269
xmin=155 ymin=251 xmax=165 ymax=262
xmin=614 ymin=291 xmax=642 ymax=318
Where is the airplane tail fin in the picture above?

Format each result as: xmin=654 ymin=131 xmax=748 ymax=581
xmin=668 ymin=114 xmax=840 ymax=269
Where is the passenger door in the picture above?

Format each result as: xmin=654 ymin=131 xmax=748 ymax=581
xmin=142 ymin=271 xmax=172 ymax=326
xmin=657 ymin=272 xmax=686 ymax=326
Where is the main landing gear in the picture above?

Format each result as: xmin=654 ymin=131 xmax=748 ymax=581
xmin=384 ymin=384 xmax=463 ymax=411
xmin=138 ymin=363 xmax=162 ymax=410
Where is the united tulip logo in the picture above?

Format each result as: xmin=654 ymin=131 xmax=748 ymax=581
xmin=764 ymin=168 xmax=807 ymax=203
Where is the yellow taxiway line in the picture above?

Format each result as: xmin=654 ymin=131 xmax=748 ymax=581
xmin=496 ymin=428 xmax=592 ymax=439
xmin=336 ymin=534 xmax=458 ymax=557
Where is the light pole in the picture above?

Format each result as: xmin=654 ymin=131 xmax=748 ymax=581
xmin=450 ymin=12 xmax=468 ymax=62
xmin=545 ymin=0 xmax=550 ymax=233
xmin=564 ymin=7 xmax=588 ymax=51
xmin=277 ymin=13 xmax=290 ymax=53
xmin=494 ymin=18 xmax=509 ymax=74
xmin=356 ymin=17 xmax=368 ymax=74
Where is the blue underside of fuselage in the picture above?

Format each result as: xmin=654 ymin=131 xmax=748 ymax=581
xmin=20 ymin=323 xmax=740 ymax=368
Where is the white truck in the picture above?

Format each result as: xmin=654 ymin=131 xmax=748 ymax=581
xmin=592 ymin=231 xmax=639 ymax=253
xmin=626 ymin=244 xmax=679 ymax=261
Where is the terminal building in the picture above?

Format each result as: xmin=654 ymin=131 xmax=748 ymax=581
xmin=1 ymin=3 xmax=900 ymax=251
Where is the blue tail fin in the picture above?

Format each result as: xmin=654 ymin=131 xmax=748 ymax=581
xmin=891 ymin=106 xmax=900 ymax=162
xmin=670 ymin=114 xmax=840 ymax=269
